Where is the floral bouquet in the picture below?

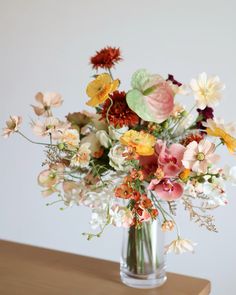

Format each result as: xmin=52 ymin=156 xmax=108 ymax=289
xmin=3 ymin=46 xmax=236 ymax=288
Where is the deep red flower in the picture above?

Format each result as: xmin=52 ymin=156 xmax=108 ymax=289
xmin=197 ymin=107 xmax=214 ymax=130
xmin=166 ymin=74 xmax=182 ymax=87
xmin=100 ymin=91 xmax=139 ymax=127
xmin=197 ymin=106 xmax=214 ymax=120
xmin=90 ymin=46 xmax=122 ymax=70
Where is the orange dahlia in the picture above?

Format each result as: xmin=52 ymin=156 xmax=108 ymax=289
xmin=100 ymin=91 xmax=139 ymax=127
xmin=90 ymin=46 xmax=122 ymax=70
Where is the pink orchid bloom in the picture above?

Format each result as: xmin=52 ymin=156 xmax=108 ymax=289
xmin=156 ymin=140 xmax=186 ymax=177
xmin=139 ymin=140 xmax=186 ymax=178
xmin=148 ymin=178 xmax=183 ymax=201
xmin=147 ymin=179 xmax=160 ymax=190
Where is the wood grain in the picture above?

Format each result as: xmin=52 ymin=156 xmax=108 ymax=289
xmin=0 ymin=240 xmax=210 ymax=295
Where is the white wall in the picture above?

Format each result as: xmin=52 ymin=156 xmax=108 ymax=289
xmin=0 ymin=1 xmax=236 ymax=294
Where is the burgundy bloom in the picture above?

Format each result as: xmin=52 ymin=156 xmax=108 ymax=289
xmin=100 ymin=91 xmax=139 ymax=127
xmin=166 ymin=74 xmax=182 ymax=87
xmin=197 ymin=107 xmax=214 ymax=130
xmin=90 ymin=46 xmax=122 ymax=70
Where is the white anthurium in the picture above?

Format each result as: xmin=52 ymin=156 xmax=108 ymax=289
xmin=96 ymin=130 xmax=112 ymax=148
xmin=108 ymin=125 xmax=129 ymax=141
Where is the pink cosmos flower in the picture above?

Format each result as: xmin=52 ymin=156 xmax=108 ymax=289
xmin=38 ymin=170 xmax=60 ymax=197
xmin=148 ymin=178 xmax=183 ymax=201
xmin=31 ymin=92 xmax=63 ymax=117
xmin=182 ymin=139 xmax=220 ymax=173
xmin=31 ymin=117 xmax=70 ymax=139
xmin=38 ymin=164 xmax=64 ymax=196
xmin=2 ymin=116 xmax=22 ymax=138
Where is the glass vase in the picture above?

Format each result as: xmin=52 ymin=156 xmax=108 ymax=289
xmin=120 ymin=219 xmax=167 ymax=289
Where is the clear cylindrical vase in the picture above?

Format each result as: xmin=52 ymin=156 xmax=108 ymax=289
xmin=120 ymin=219 xmax=167 ymax=289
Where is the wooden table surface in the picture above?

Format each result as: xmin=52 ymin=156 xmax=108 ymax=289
xmin=0 ymin=240 xmax=210 ymax=295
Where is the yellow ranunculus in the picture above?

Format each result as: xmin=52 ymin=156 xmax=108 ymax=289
xmin=86 ymin=73 xmax=119 ymax=107
xmin=120 ymin=130 xmax=156 ymax=156
xmin=206 ymin=127 xmax=236 ymax=154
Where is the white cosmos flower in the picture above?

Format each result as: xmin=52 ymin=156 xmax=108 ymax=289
xmin=165 ymin=238 xmax=196 ymax=254
xmin=190 ymin=72 xmax=225 ymax=110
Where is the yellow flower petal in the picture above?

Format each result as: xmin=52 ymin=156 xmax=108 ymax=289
xmin=86 ymin=73 xmax=119 ymax=107
xmin=136 ymin=145 xmax=154 ymax=156
xmin=120 ymin=130 xmax=156 ymax=156
xmin=206 ymin=127 xmax=236 ymax=154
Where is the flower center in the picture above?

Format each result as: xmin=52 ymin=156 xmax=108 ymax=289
xmin=200 ymin=88 xmax=210 ymax=98
xmin=197 ymin=152 xmax=205 ymax=161
xmin=162 ymin=180 xmax=174 ymax=192
xmin=46 ymin=124 xmax=54 ymax=130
